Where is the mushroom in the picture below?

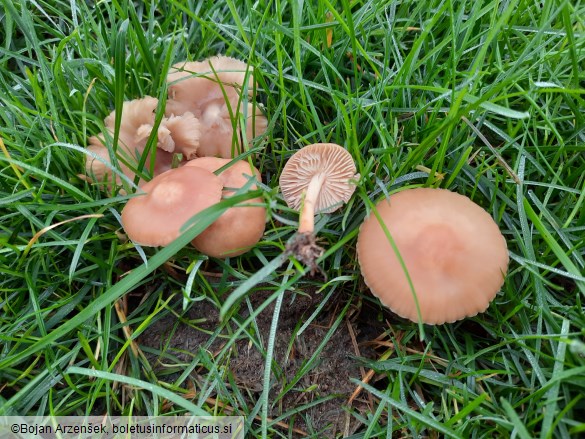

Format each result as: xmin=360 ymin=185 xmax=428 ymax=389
xmin=356 ymin=187 xmax=509 ymax=325
xmin=85 ymin=97 xmax=200 ymax=190
xmin=279 ymin=143 xmax=359 ymax=273
xmin=166 ymin=56 xmax=255 ymax=117
xmin=185 ymin=157 xmax=265 ymax=257
xmin=197 ymin=100 xmax=267 ymax=158
xmin=121 ymin=158 xmax=265 ymax=257
xmin=121 ymin=166 xmax=223 ymax=247
xmin=135 ymin=112 xmax=201 ymax=160
xmin=166 ymin=56 xmax=267 ymax=158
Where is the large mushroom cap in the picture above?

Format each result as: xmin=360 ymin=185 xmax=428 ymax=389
xmin=357 ymin=188 xmax=509 ymax=325
xmin=185 ymin=157 xmax=265 ymax=257
xmin=279 ymin=143 xmax=359 ymax=214
xmin=121 ymin=166 xmax=223 ymax=247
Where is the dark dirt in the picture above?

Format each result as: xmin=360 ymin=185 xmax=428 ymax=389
xmin=139 ymin=284 xmax=388 ymax=437
xmin=285 ymin=232 xmax=326 ymax=278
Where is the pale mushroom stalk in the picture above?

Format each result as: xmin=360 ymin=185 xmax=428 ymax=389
xmin=298 ymin=172 xmax=326 ymax=234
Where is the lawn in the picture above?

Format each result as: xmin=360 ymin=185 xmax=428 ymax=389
xmin=1 ymin=0 xmax=584 ymax=437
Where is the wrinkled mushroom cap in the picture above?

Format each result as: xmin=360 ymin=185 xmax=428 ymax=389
xmin=86 ymin=97 xmax=159 ymax=187
xmin=166 ymin=56 xmax=255 ymax=117
xmin=197 ymin=101 xmax=267 ymax=158
xmin=279 ymin=143 xmax=359 ymax=213
xmin=86 ymin=97 xmax=197 ymax=189
xmin=121 ymin=166 xmax=223 ymax=246
xmin=103 ymin=96 xmax=159 ymax=138
xmin=357 ymin=188 xmax=509 ymax=325
xmin=135 ymin=112 xmax=201 ymax=160
xmin=166 ymin=56 xmax=267 ymax=158
xmin=185 ymin=157 xmax=265 ymax=257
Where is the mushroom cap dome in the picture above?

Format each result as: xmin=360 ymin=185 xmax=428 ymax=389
xmin=357 ymin=188 xmax=509 ymax=325
xmin=279 ymin=143 xmax=359 ymax=213
xmin=121 ymin=166 xmax=223 ymax=247
xmin=184 ymin=157 xmax=265 ymax=257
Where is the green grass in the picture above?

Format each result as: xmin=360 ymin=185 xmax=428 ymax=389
xmin=1 ymin=0 xmax=585 ymax=437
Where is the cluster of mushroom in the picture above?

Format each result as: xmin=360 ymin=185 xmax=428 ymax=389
xmin=279 ymin=144 xmax=509 ymax=324
xmin=86 ymin=56 xmax=268 ymax=258
xmin=121 ymin=158 xmax=265 ymax=258
xmin=86 ymin=56 xmax=267 ymax=188
xmin=85 ymin=54 xmax=510 ymax=324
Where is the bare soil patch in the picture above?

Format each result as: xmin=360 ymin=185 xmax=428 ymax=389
xmin=139 ymin=284 xmax=387 ymax=436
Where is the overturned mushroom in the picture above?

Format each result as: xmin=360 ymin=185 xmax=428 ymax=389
xmin=166 ymin=56 xmax=267 ymax=158
xmin=279 ymin=143 xmax=358 ymax=273
xmin=185 ymin=157 xmax=265 ymax=257
xmin=357 ymin=188 xmax=509 ymax=325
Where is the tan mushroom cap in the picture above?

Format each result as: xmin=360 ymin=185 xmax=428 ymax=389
xmin=166 ymin=56 xmax=255 ymax=117
xmin=185 ymin=157 xmax=265 ymax=257
xmin=357 ymin=188 xmax=509 ymax=325
xmin=197 ymin=101 xmax=267 ymax=158
xmin=166 ymin=56 xmax=267 ymax=158
xmin=279 ymin=143 xmax=359 ymax=213
xmin=103 ymin=96 xmax=159 ymax=143
xmin=86 ymin=97 xmax=160 ymax=187
xmin=121 ymin=166 xmax=223 ymax=247
xmin=135 ymin=112 xmax=201 ymax=160
xmin=86 ymin=137 xmax=177 ymax=193
xmin=86 ymin=97 xmax=197 ymax=189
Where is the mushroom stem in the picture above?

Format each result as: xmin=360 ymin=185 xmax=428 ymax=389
xmin=298 ymin=173 xmax=325 ymax=234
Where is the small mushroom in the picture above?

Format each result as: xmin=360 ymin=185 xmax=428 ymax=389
xmin=86 ymin=97 xmax=199 ymax=190
xmin=185 ymin=157 xmax=265 ymax=257
xmin=166 ymin=56 xmax=267 ymax=158
xmin=356 ymin=187 xmax=509 ymax=325
xmin=135 ymin=112 xmax=201 ymax=160
xmin=279 ymin=143 xmax=359 ymax=273
xmin=121 ymin=166 xmax=223 ymax=247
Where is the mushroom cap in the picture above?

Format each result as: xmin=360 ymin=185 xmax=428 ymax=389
xmin=279 ymin=143 xmax=359 ymax=213
xmin=86 ymin=134 xmax=176 ymax=192
xmin=159 ymin=112 xmax=201 ymax=160
xmin=197 ymin=101 xmax=267 ymax=158
xmin=166 ymin=56 xmax=267 ymax=158
xmin=166 ymin=56 xmax=255 ymax=117
xmin=87 ymin=98 xmax=199 ymax=189
xmin=184 ymin=157 xmax=265 ymax=257
xmin=357 ymin=188 xmax=509 ymax=325
xmin=85 ymin=140 xmax=125 ymax=186
xmin=121 ymin=166 xmax=223 ymax=247
xmin=104 ymin=96 xmax=159 ymax=136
